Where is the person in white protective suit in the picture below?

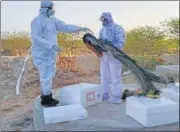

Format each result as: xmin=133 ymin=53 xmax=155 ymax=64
xmin=99 ymin=12 xmax=125 ymax=104
xmin=31 ymin=0 xmax=91 ymax=107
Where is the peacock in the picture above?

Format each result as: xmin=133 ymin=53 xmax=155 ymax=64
xmin=82 ymin=33 xmax=174 ymax=99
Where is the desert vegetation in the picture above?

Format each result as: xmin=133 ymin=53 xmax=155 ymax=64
xmin=1 ymin=17 xmax=179 ymax=71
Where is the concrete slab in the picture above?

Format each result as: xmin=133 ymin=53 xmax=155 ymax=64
xmin=33 ymin=96 xmax=46 ymax=131
xmin=33 ymin=83 xmax=139 ymax=131
xmin=46 ymin=102 xmax=144 ymax=131
xmin=33 ymin=83 xmax=179 ymax=131
xmin=46 ymin=102 xmax=179 ymax=131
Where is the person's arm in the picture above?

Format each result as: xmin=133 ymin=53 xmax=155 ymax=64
xmin=31 ymin=19 xmax=52 ymax=50
xmin=113 ymin=25 xmax=125 ymax=50
xmin=54 ymin=18 xmax=82 ymax=33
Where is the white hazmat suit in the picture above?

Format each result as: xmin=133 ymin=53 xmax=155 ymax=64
xmin=31 ymin=1 xmax=90 ymax=107
xmin=99 ymin=12 xmax=125 ymax=104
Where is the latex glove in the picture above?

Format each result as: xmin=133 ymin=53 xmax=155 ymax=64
xmin=52 ymin=44 xmax=61 ymax=53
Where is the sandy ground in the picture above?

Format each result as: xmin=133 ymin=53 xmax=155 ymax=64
xmin=1 ymin=74 xmax=137 ymax=131
xmin=0 ymin=54 xmax=179 ymax=131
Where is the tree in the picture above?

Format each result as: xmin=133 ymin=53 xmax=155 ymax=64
xmin=160 ymin=17 xmax=179 ymax=39
xmin=124 ymin=26 xmax=165 ymax=56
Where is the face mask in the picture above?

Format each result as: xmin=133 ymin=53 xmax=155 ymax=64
xmin=47 ymin=5 xmax=55 ymax=17
xmin=47 ymin=9 xmax=55 ymax=16
xmin=102 ymin=18 xmax=108 ymax=27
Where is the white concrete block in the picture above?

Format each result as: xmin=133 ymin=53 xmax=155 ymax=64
xmin=59 ymin=83 xmax=102 ymax=107
xmin=161 ymin=84 xmax=179 ymax=103
xmin=43 ymin=104 xmax=88 ymax=124
xmin=126 ymin=96 xmax=179 ymax=127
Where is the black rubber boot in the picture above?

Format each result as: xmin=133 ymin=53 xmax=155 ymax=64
xmin=41 ymin=93 xmax=59 ymax=107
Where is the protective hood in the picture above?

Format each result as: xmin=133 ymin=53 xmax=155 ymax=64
xmin=100 ymin=12 xmax=114 ymax=26
xmin=39 ymin=1 xmax=54 ymax=16
xmin=41 ymin=0 xmax=54 ymax=8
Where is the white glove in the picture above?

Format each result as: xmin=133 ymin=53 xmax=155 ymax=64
xmin=80 ymin=27 xmax=93 ymax=33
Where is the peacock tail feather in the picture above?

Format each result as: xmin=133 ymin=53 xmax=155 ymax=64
xmin=82 ymin=33 xmax=174 ymax=97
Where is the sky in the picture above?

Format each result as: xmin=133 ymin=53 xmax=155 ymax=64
xmin=1 ymin=1 xmax=179 ymax=35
